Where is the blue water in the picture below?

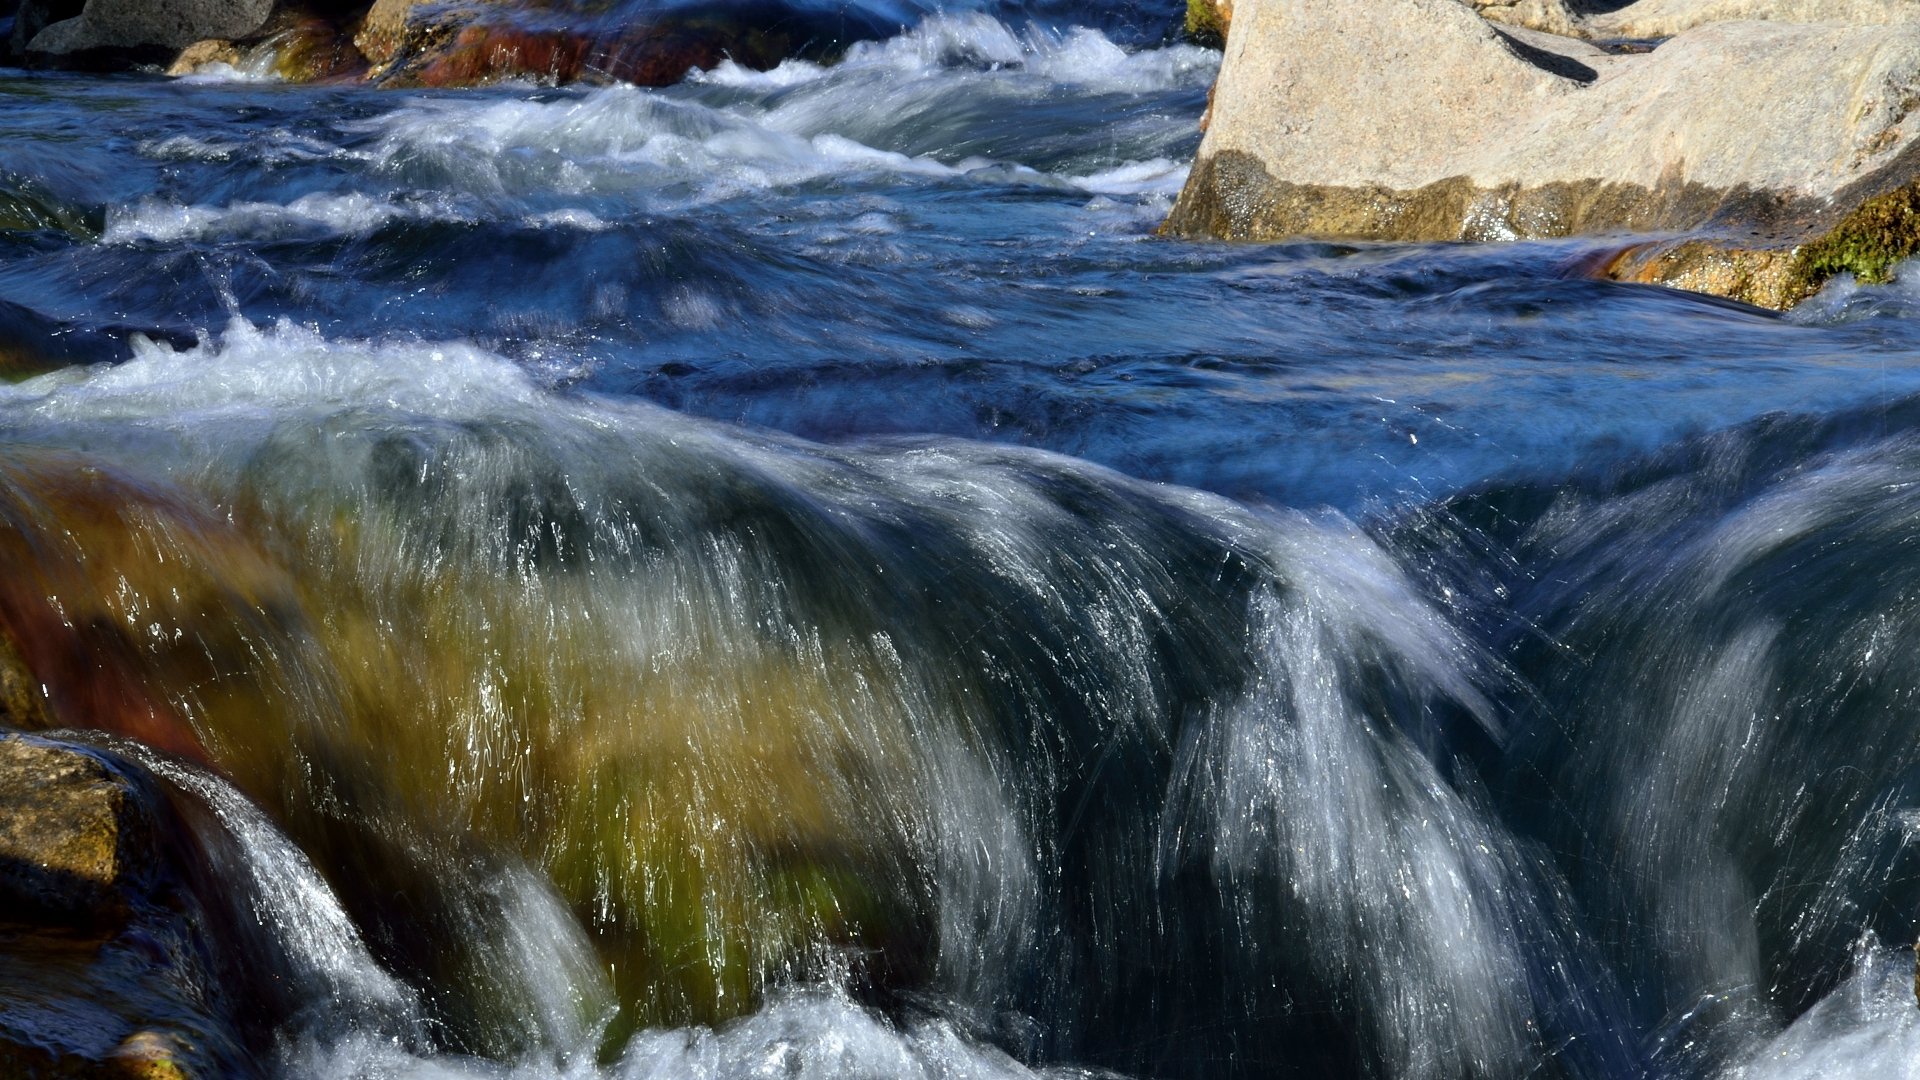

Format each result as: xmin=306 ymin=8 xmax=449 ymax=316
xmin=8 ymin=7 xmax=1920 ymax=1080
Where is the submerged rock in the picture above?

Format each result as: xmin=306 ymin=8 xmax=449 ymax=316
xmin=1163 ymin=0 xmax=1920 ymax=308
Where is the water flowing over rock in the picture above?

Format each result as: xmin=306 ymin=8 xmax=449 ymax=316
xmin=0 ymin=736 xmax=234 ymax=1079
xmin=1164 ymin=0 xmax=1920 ymax=307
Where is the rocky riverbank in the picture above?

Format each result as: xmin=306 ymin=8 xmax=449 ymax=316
xmin=1165 ymin=0 xmax=1920 ymax=308
xmin=4 ymin=0 xmax=903 ymax=87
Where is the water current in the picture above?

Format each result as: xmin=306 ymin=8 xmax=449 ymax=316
xmin=5 ymin=3 xmax=1920 ymax=1078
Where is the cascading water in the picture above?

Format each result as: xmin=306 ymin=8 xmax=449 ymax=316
xmin=7 ymin=3 xmax=1920 ymax=1079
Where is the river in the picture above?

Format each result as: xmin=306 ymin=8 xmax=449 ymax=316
xmin=3 ymin=3 xmax=1920 ymax=1078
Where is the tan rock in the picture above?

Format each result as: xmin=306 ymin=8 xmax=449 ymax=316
xmin=1471 ymin=0 xmax=1580 ymax=37
xmin=164 ymin=38 xmax=238 ymax=76
xmin=0 ymin=736 xmax=139 ymax=918
xmin=1586 ymin=0 xmax=1920 ymax=40
xmin=1466 ymin=0 xmax=1919 ymax=39
xmin=1165 ymin=0 xmax=1920 ymax=306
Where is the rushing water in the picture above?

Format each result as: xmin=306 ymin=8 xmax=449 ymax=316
xmin=5 ymin=4 xmax=1920 ymax=1079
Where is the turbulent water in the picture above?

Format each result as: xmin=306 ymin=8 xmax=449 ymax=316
xmin=6 ymin=4 xmax=1920 ymax=1079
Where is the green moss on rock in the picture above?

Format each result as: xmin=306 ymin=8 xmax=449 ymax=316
xmin=1791 ymin=183 xmax=1920 ymax=294
xmin=1185 ymin=0 xmax=1226 ymax=47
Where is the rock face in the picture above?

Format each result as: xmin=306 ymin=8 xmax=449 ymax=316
xmin=1163 ymin=0 xmax=1920 ymax=308
xmin=1471 ymin=0 xmax=1919 ymax=39
xmin=11 ymin=0 xmax=273 ymax=61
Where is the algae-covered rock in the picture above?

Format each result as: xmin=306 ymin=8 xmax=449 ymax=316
xmin=1185 ymin=0 xmax=1231 ymax=45
xmin=0 ymin=451 xmax=304 ymax=762
xmin=1165 ymin=0 xmax=1920 ymax=307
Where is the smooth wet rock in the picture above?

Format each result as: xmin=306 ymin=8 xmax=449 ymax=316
xmin=110 ymin=1030 xmax=193 ymax=1080
xmin=1164 ymin=0 xmax=1920 ymax=307
xmin=0 ymin=736 xmax=141 ymax=919
xmin=0 ymin=735 xmax=256 ymax=1080
xmin=13 ymin=0 xmax=272 ymax=62
xmin=162 ymin=36 xmax=235 ymax=74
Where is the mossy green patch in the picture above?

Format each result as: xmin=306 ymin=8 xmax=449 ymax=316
xmin=1790 ymin=182 xmax=1920 ymax=295
xmin=1184 ymin=0 xmax=1224 ymax=47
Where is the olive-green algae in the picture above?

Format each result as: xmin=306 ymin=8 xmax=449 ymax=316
xmin=1789 ymin=182 xmax=1920 ymax=294
xmin=1185 ymin=0 xmax=1226 ymax=47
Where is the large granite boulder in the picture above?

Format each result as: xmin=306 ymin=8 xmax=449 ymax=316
xmin=1163 ymin=0 xmax=1920 ymax=308
xmin=11 ymin=0 xmax=273 ymax=63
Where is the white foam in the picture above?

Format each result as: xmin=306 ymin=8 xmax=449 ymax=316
xmin=360 ymin=87 xmax=960 ymax=205
xmin=524 ymin=208 xmax=615 ymax=231
xmin=1787 ymin=257 xmax=1920 ymax=325
xmin=1065 ymin=158 xmax=1190 ymax=197
xmin=103 ymin=191 xmax=473 ymax=243
xmin=171 ymin=56 xmax=281 ymax=84
xmin=770 ymin=13 xmax=1215 ymax=94
xmin=282 ymin=987 xmax=1071 ymax=1080
xmin=0 ymin=317 xmax=548 ymax=424
xmin=351 ymin=14 xmax=1210 ymax=208
xmin=1723 ymin=942 xmax=1920 ymax=1080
